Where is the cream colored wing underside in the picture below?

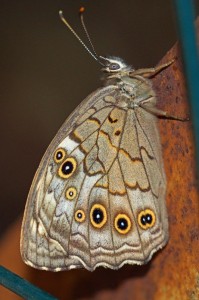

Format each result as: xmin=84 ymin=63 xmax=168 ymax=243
xmin=21 ymin=87 xmax=168 ymax=271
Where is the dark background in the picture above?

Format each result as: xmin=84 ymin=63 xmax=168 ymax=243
xmin=0 ymin=1 xmax=198 ymax=237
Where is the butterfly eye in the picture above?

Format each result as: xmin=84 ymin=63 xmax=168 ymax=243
xmin=90 ymin=204 xmax=107 ymax=229
xmin=58 ymin=157 xmax=77 ymax=179
xmin=138 ymin=209 xmax=156 ymax=230
xmin=54 ymin=148 xmax=66 ymax=163
xmin=114 ymin=214 xmax=131 ymax=234
xmin=65 ymin=187 xmax=77 ymax=200
xmin=109 ymin=62 xmax=120 ymax=71
xmin=75 ymin=209 xmax=85 ymax=223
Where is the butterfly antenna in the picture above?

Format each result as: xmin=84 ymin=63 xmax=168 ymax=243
xmin=59 ymin=10 xmax=105 ymax=66
xmin=79 ymin=7 xmax=98 ymax=58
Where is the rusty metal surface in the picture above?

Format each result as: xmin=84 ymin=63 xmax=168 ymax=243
xmin=0 ymin=43 xmax=199 ymax=300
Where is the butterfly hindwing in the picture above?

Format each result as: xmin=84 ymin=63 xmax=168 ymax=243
xmin=21 ymin=83 xmax=168 ymax=271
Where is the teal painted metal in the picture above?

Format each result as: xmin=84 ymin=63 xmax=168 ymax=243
xmin=0 ymin=266 xmax=58 ymax=300
xmin=173 ymin=0 xmax=199 ymax=171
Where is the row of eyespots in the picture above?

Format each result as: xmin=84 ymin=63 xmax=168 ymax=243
xmin=54 ymin=149 xmax=156 ymax=231
xmin=54 ymin=148 xmax=77 ymax=179
xmin=74 ymin=204 xmax=156 ymax=234
xmin=64 ymin=187 xmax=155 ymax=230
xmin=74 ymin=205 xmax=131 ymax=234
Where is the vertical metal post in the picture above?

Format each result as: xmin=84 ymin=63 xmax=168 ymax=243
xmin=173 ymin=0 xmax=199 ymax=172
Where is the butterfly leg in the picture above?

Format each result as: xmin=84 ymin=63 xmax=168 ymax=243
xmin=129 ymin=59 xmax=175 ymax=78
xmin=140 ymin=103 xmax=189 ymax=121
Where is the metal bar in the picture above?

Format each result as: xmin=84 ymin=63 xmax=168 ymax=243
xmin=173 ymin=0 xmax=199 ymax=171
xmin=0 ymin=265 xmax=58 ymax=300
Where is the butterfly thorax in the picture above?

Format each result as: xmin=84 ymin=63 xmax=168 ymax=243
xmin=100 ymin=57 xmax=156 ymax=108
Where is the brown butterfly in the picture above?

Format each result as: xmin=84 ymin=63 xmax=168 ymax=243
xmin=20 ymin=8 xmax=187 ymax=271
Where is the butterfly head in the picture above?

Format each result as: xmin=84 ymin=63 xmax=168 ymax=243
xmin=99 ymin=56 xmax=131 ymax=74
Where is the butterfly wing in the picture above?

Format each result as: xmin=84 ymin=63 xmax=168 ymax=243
xmin=20 ymin=85 xmax=118 ymax=270
xmin=20 ymin=85 xmax=168 ymax=271
xmin=66 ymin=102 xmax=168 ymax=270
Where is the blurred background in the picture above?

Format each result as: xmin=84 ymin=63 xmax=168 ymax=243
xmin=0 ymin=0 xmax=198 ymax=238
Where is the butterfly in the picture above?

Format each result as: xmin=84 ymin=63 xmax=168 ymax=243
xmin=20 ymin=9 xmax=187 ymax=271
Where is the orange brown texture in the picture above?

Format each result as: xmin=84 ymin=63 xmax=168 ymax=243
xmin=0 ymin=39 xmax=199 ymax=300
